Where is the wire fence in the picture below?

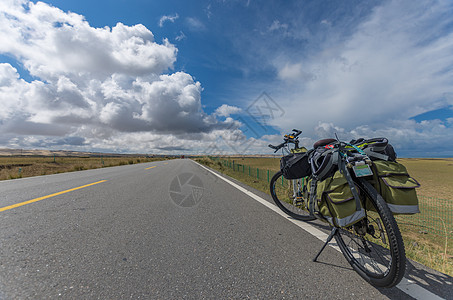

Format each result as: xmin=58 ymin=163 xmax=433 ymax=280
xmin=209 ymin=157 xmax=453 ymax=238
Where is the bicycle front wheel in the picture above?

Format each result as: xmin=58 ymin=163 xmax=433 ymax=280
xmin=269 ymin=171 xmax=316 ymax=221
xmin=335 ymin=179 xmax=406 ymax=288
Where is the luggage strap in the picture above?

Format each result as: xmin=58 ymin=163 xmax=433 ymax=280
xmin=338 ymin=155 xmax=362 ymax=212
xmin=363 ymin=148 xmax=390 ymax=161
xmin=309 ymin=179 xmax=317 ymax=217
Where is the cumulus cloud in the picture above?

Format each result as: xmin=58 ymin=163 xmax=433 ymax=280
xmin=0 ymin=0 xmax=240 ymax=153
xmin=269 ymin=0 xmax=453 ymax=155
xmin=0 ymin=2 xmax=177 ymax=79
xmin=214 ymin=104 xmax=242 ymax=117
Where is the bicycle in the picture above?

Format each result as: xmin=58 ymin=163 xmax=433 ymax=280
xmin=268 ymin=129 xmax=316 ymax=221
xmin=268 ymin=129 xmax=406 ymax=288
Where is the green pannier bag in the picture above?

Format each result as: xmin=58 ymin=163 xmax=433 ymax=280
xmin=369 ymin=160 xmax=420 ymax=215
xmin=308 ymin=170 xmax=365 ymax=227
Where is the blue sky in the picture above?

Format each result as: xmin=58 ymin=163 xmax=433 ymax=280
xmin=1 ymin=0 xmax=453 ymax=156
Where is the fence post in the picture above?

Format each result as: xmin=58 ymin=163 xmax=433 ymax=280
xmin=257 ymin=168 xmax=259 ymax=179
xmin=267 ymin=169 xmax=269 ymax=182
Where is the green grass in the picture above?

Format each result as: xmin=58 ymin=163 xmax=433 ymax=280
xmin=196 ymin=156 xmax=453 ymax=276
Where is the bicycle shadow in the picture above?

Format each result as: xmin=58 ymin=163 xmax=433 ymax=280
xmin=395 ymin=259 xmax=453 ymax=299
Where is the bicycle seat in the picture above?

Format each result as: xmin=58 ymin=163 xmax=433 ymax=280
xmin=313 ymin=138 xmax=337 ymax=148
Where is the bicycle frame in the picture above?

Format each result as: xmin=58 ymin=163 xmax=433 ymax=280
xmin=277 ymin=141 xmax=308 ymax=207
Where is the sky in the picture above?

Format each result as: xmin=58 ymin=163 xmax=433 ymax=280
xmin=1 ymin=0 xmax=453 ymax=157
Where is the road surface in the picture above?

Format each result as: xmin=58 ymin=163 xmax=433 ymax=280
xmin=0 ymin=159 xmax=451 ymax=299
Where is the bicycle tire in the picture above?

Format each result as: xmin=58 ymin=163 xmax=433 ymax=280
xmin=269 ymin=171 xmax=316 ymax=221
xmin=335 ymin=178 xmax=406 ymax=288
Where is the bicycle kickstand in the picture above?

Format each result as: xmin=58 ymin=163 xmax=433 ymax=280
xmin=313 ymin=227 xmax=338 ymax=262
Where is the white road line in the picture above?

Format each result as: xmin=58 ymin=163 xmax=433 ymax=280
xmin=193 ymin=161 xmax=445 ymax=300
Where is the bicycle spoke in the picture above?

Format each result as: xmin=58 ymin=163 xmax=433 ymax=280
xmin=339 ymin=226 xmax=392 ymax=276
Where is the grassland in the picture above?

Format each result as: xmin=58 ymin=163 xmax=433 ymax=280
xmin=195 ymin=156 xmax=453 ymax=276
xmin=202 ymin=156 xmax=453 ymax=201
xmin=0 ymin=155 xmax=171 ymax=180
xmin=398 ymin=158 xmax=453 ymax=200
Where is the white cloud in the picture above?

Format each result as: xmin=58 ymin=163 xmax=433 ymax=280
xmin=186 ymin=17 xmax=206 ymax=31
xmin=214 ymin=104 xmax=242 ymax=117
xmin=269 ymin=0 xmax=453 ymax=156
xmin=277 ymin=63 xmax=312 ymax=81
xmin=314 ymin=122 xmax=345 ymax=139
xmin=269 ymin=20 xmax=288 ymax=32
xmin=159 ymin=13 xmax=179 ymax=27
xmin=348 ymin=119 xmax=453 ymax=156
xmin=175 ymin=31 xmax=186 ymax=41
xmin=0 ymin=1 xmax=242 ymax=153
xmin=0 ymin=2 xmax=177 ymax=79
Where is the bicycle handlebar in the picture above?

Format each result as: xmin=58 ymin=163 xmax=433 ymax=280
xmin=268 ymin=129 xmax=303 ymax=153
xmin=268 ymin=142 xmax=286 ymax=152
xmin=292 ymin=129 xmax=302 ymax=137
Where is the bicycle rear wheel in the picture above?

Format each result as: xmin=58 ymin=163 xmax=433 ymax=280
xmin=269 ymin=171 xmax=316 ymax=221
xmin=335 ymin=179 xmax=406 ymax=288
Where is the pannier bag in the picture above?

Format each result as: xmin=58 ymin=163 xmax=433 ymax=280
xmin=369 ymin=160 xmax=420 ymax=214
xmin=280 ymin=151 xmax=311 ymax=180
xmin=308 ymin=170 xmax=365 ymax=227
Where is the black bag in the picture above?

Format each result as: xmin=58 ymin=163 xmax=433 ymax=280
xmin=309 ymin=146 xmax=339 ymax=181
xmin=280 ymin=152 xmax=311 ymax=179
xmin=350 ymin=137 xmax=397 ymax=161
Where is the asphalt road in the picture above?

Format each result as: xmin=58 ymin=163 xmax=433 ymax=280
xmin=0 ymin=159 xmax=451 ymax=299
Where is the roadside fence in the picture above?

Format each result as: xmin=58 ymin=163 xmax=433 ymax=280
xmin=208 ymin=157 xmax=453 ymax=238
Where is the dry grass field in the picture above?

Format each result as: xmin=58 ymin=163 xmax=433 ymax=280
xmin=0 ymin=155 xmax=169 ymax=180
xmin=222 ymin=156 xmax=453 ymax=200
xmin=398 ymin=158 xmax=453 ymax=200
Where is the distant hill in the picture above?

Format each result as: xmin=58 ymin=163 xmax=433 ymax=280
xmin=0 ymin=148 xmax=162 ymax=157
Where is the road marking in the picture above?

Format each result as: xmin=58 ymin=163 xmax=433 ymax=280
xmin=193 ymin=161 xmax=445 ymax=300
xmin=0 ymin=180 xmax=107 ymax=212
xmin=145 ymin=166 xmax=157 ymax=170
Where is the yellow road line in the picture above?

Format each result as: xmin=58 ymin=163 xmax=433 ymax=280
xmin=0 ymin=180 xmax=107 ymax=212
xmin=145 ymin=166 xmax=157 ymax=170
